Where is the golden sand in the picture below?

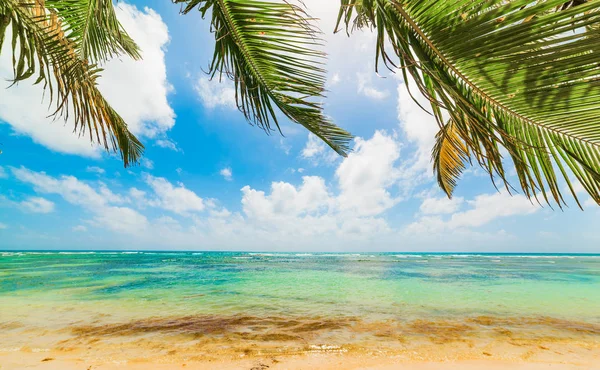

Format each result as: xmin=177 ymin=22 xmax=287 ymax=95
xmin=1 ymin=314 xmax=599 ymax=369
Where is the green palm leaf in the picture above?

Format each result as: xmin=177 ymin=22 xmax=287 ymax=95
xmin=44 ymin=0 xmax=141 ymax=62
xmin=0 ymin=0 xmax=142 ymax=166
xmin=338 ymin=0 xmax=600 ymax=208
xmin=177 ymin=0 xmax=353 ymax=156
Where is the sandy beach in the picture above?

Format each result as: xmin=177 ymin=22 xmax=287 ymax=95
xmin=2 ymin=252 xmax=599 ymax=370
xmin=1 ymin=348 xmax=599 ymax=369
xmin=2 ymin=313 xmax=599 ymax=370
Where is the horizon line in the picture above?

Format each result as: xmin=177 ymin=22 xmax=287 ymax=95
xmin=2 ymin=250 xmax=600 ymax=255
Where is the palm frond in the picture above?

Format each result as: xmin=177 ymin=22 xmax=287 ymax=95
xmin=0 ymin=0 xmax=143 ymax=166
xmin=338 ymin=0 xmax=600 ymax=207
xmin=432 ymin=120 xmax=470 ymax=198
xmin=177 ymin=0 xmax=353 ymax=156
xmin=44 ymin=0 xmax=141 ymax=62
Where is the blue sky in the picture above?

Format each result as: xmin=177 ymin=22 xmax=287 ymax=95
xmin=0 ymin=1 xmax=599 ymax=252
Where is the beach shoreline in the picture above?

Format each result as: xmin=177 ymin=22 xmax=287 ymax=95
xmin=2 ymin=252 xmax=599 ymax=369
xmin=2 ymin=314 xmax=599 ymax=370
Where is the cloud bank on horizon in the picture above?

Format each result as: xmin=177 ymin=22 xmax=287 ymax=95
xmin=0 ymin=1 xmax=598 ymax=252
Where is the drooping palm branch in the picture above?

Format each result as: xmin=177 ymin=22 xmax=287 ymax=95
xmin=175 ymin=0 xmax=353 ymax=156
xmin=432 ymin=119 xmax=470 ymax=198
xmin=337 ymin=0 xmax=600 ymax=208
xmin=0 ymin=0 xmax=143 ymax=166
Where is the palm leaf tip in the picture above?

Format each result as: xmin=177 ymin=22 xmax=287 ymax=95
xmin=433 ymin=121 xmax=470 ymax=198
xmin=178 ymin=0 xmax=353 ymax=157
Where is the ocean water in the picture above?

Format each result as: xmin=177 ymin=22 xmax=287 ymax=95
xmin=1 ymin=251 xmax=600 ymax=360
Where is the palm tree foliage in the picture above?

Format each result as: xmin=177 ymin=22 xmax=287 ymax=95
xmin=2 ymin=0 xmax=600 ymax=208
xmin=337 ymin=0 xmax=600 ymax=208
xmin=0 ymin=0 xmax=143 ymax=166
xmin=174 ymin=0 xmax=353 ymax=156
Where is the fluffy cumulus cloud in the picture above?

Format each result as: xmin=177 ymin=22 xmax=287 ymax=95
xmin=405 ymin=192 xmax=538 ymax=235
xmin=144 ymin=175 xmax=205 ymax=215
xmin=20 ymin=197 xmax=55 ymax=214
xmin=11 ymin=166 xmax=148 ymax=234
xmin=238 ymin=175 xmax=390 ymax=245
xmin=301 ymin=134 xmax=326 ymax=159
xmin=242 ymin=176 xmax=332 ymax=220
xmin=195 ymin=77 xmax=236 ymax=110
xmin=210 ymin=131 xmax=403 ymax=245
xmin=449 ymin=192 xmax=537 ymax=229
xmin=336 ymin=132 xmax=401 ymax=216
xmin=0 ymin=3 xmax=175 ymax=157
xmin=300 ymin=134 xmax=339 ymax=165
xmin=98 ymin=3 xmax=175 ymax=138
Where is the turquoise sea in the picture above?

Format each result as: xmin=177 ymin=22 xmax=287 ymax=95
xmin=1 ymin=251 xmax=600 ymax=363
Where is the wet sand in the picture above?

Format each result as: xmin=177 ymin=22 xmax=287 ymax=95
xmin=1 ymin=314 xmax=599 ymax=369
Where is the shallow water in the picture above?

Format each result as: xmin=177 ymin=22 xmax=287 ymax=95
xmin=1 ymin=251 xmax=600 ymax=361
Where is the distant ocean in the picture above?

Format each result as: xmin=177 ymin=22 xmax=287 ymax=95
xmin=1 ymin=251 xmax=600 ymax=365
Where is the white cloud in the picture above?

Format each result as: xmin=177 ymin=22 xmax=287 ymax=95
xmin=140 ymin=158 xmax=154 ymax=170
xmin=278 ymin=138 xmax=291 ymax=155
xmin=194 ymin=77 xmax=236 ymax=109
xmin=336 ymin=131 xmax=401 ymax=216
xmin=0 ymin=223 xmax=7 ymax=229
xmin=92 ymin=206 xmax=149 ymax=234
xmin=12 ymin=166 xmax=147 ymax=234
xmin=20 ymin=197 xmax=55 ymax=214
xmin=0 ymin=166 xmax=7 ymax=179
xmin=330 ymin=72 xmax=341 ymax=86
xmin=420 ymin=196 xmax=464 ymax=215
xmin=449 ymin=192 xmax=537 ymax=229
xmin=406 ymin=192 xmax=537 ymax=234
xmin=242 ymin=176 xmax=332 ymax=219
xmin=100 ymin=3 xmax=175 ymax=139
xmin=0 ymin=3 xmax=174 ymax=157
xmin=301 ymin=134 xmax=340 ymax=165
xmin=86 ymin=166 xmax=105 ymax=175
xmin=237 ymin=175 xmax=391 ymax=244
xmin=72 ymin=225 xmax=88 ymax=232
xmin=357 ymin=71 xmax=389 ymax=100
xmin=302 ymin=134 xmax=326 ymax=158
xmin=144 ymin=175 xmax=205 ymax=215
xmin=220 ymin=167 xmax=233 ymax=181
xmin=129 ymin=187 xmax=147 ymax=201
xmin=396 ymin=77 xmax=440 ymax=175
xmin=12 ymin=167 xmax=113 ymax=208
xmin=154 ymin=138 xmax=180 ymax=152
